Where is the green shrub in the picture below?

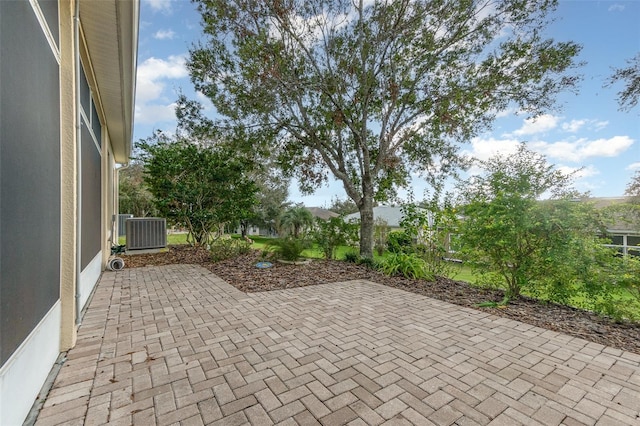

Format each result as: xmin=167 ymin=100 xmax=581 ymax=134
xmin=313 ymin=217 xmax=359 ymax=259
xmin=398 ymin=201 xmax=460 ymax=279
xmin=473 ymin=271 xmax=505 ymax=290
xmin=210 ymin=238 xmax=251 ymax=262
xmin=267 ymin=237 xmax=312 ymax=261
xmin=358 ymin=256 xmax=379 ymax=270
xmin=344 ymin=251 xmax=360 ymax=263
xmin=374 ymin=218 xmax=390 ymax=256
xmin=343 ymin=252 xmax=380 ymax=270
xmin=379 ymin=253 xmax=433 ymax=280
xmin=387 ymin=231 xmax=412 ymax=253
xmin=577 ymin=247 xmax=640 ymax=322
xmin=620 ymin=255 xmax=640 ymax=305
xmin=415 ymin=240 xmax=457 ymax=279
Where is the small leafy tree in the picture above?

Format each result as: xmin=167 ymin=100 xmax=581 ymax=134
xmin=400 ymin=200 xmax=458 ymax=278
xmin=240 ymin=167 xmax=291 ymax=238
xmin=546 ymin=236 xmax=640 ymax=322
xmin=313 ymin=216 xmax=359 ymax=259
xmin=456 ymin=144 xmax=606 ymax=304
xmin=172 ymin=95 xmax=287 ymax=239
xmin=118 ymin=162 xmax=157 ymax=217
xmin=602 ymin=202 xmax=640 ymax=240
xmin=138 ymin=133 xmax=258 ymax=245
xmin=280 ymin=206 xmax=314 ymax=238
xmin=615 ymin=255 xmax=640 ymax=319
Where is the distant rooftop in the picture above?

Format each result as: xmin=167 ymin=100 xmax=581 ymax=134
xmin=306 ymin=207 xmax=339 ymax=220
xmin=343 ymin=206 xmax=419 ymax=228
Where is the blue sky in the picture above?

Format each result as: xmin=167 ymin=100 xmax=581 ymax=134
xmin=134 ymin=0 xmax=640 ymax=206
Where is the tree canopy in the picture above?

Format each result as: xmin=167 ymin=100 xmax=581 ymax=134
xmin=240 ymin=167 xmax=291 ymax=237
xmin=118 ymin=162 xmax=157 ymax=217
xmin=328 ymin=197 xmax=359 ymax=216
xmin=626 ymin=170 xmax=640 ymax=201
xmin=137 ymin=132 xmax=258 ymax=245
xmin=608 ymin=53 xmax=640 ymax=111
xmin=188 ymin=0 xmax=581 ymax=257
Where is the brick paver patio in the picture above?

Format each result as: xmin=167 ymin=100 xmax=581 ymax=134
xmin=33 ymin=264 xmax=640 ymax=425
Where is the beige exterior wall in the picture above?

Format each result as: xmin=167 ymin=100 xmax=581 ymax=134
xmin=103 ymin=139 xmax=116 ymax=267
xmin=58 ymin=0 xmax=138 ymax=350
xmin=58 ymin=0 xmax=124 ymax=350
xmin=0 ymin=1 xmax=137 ymax=423
xmin=59 ymin=0 xmax=79 ymax=351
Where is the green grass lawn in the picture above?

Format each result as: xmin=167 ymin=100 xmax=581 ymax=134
xmin=118 ymin=232 xmax=190 ymax=246
xmin=167 ymin=233 xmax=190 ymax=245
xmin=448 ymin=263 xmax=477 ymax=283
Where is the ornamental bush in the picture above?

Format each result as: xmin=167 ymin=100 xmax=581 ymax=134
xmin=209 ymin=238 xmax=252 ymax=262
xmin=266 ymin=237 xmax=312 ymax=261
xmin=379 ymin=252 xmax=433 ymax=280
xmin=312 ymin=217 xmax=359 ymax=259
xmin=387 ymin=231 xmax=412 ymax=253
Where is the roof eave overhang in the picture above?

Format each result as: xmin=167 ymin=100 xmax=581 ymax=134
xmin=80 ymin=0 xmax=139 ymax=164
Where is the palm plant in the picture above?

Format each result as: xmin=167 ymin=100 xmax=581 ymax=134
xmin=280 ymin=206 xmax=314 ymax=238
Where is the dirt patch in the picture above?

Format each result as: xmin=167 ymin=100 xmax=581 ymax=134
xmin=121 ymin=245 xmax=640 ymax=355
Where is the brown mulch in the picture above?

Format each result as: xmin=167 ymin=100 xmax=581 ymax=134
xmin=121 ymin=245 xmax=640 ymax=355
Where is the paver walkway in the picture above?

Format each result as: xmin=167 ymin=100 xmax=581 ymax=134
xmin=34 ymin=264 xmax=640 ymax=426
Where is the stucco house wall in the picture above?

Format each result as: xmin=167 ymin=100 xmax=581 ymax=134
xmin=0 ymin=1 xmax=138 ymax=424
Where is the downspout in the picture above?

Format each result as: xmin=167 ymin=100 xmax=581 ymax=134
xmin=74 ymin=0 xmax=82 ymax=326
xmin=115 ymin=162 xmax=130 ymax=240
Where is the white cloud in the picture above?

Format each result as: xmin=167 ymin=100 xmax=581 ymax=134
xmin=134 ymin=55 xmax=188 ymax=129
xmin=135 ymin=55 xmax=188 ymax=103
xmin=138 ymin=55 xmax=187 ymax=80
xmin=534 ymin=136 xmax=634 ymax=162
xmin=494 ymin=107 xmax=516 ymax=118
xmin=135 ymin=78 xmax=163 ymax=104
xmin=627 ymin=162 xmax=640 ymax=171
xmin=154 ymin=29 xmax=176 ymax=40
xmin=464 ymin=134 xmax=634 ymax=165
xmin=557 ymin=164 xmax=599 ymax=179
xmin=195 ymin=91 xmax=215 ymax=110
xmin=195 ymin=91 xmax=208 ymax=102
xmin=512 ymin=114 xmax=560 ymax=136
xmin=608 ymin=4 xmax=625 ymax=12
xmin=561 ymin=119 xmax=587 ymax=133
xmin=135 ymin=103 xmax=177 ymax=125
xmin=463 ymin=136 xmax=521 ymax=162
xmin=592 ymin=120 xmax=609 ymax=131
xmin=561 ymin=118 xmax=609 ymax=133
xmin=144 ymin=0 xmax=172 ymax=13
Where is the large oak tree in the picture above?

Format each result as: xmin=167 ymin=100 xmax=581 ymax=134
xmin=188 ymin=0 xmax=581 ymax=257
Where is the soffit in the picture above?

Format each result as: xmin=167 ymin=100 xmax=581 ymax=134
xmin=80 ymin=0 xmax=139 ymax=163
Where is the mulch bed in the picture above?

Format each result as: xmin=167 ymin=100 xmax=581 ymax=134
xmin=122 ymin=245 xmax=640 ymax=355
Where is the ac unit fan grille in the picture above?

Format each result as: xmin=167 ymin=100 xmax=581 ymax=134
xmin=126 ymin=218 xmax=167 ymax=250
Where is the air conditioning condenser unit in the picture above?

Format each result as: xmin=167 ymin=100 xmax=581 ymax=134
xmin=126 ymin=217 xmax=167 ymax=251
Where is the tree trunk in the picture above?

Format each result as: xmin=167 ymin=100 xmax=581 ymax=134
xmin=359 ymin=194 xmax=375 ymax=258
xmin=240 ymin=220 xmax=248 ymax=238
